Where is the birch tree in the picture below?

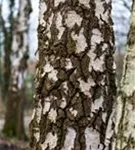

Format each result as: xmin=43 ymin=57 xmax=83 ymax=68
xmin=30 ymin=0 xmax=116 ymax=149
xmin=0 ymin=0 xmax=13 ymax=102
xmin=112 ymin=0 xmax=135 ymax=149
xmin=3 ymin=0 xmax=31 ymax=139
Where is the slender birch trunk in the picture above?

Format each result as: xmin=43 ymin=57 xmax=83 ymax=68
xmin=112 ymin=1 xmax=135 ymax=150
xmin=3 ymin=0 xmax=31 ymax=139
xmin=30 ymin=0 xmax=116 ymax=149
xmin=0 ymin=0 xmax=13 ymax=102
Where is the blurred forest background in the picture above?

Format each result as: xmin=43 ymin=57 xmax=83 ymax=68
xmin=0 ymin=0 xmax=133 ymax=149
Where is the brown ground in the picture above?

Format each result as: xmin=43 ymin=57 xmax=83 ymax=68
xmin=0 ymin=139 xmax=30 ymax=150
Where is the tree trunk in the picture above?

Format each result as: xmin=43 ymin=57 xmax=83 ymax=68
xmin=3 ymin=0 xmax=32 ymax=140
xmin=0 ymin=1 xmax=13 ymax=102
xmin=112 ymin=1 xmax=135 ymax=150
xmin=30 ymin=0 xmax=116 ymax=149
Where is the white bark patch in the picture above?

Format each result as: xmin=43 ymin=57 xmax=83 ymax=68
xmin=119 ymin=104 xmax=135 ymax=147
xmin=65 ymin=59 xmax=73 ymax=70
xmin=114 ymin=97 xmax=123 ymax=137
xmin=46 ymin=13 xmax=54 ymax=38
xmin=95 ymin=0 xmax=109 ymax=24
xmin=66 ymin=11 xmax=82 ymax=28
xmin=88 ymin=29 xmax=105 ymax=71
xmin=95 ymin=0 xmax=104 ymax=19
xmin=121 ymin=56 xmax=135 ymax=97
xmin=41 ymin=72 xmax=46 ymax=77
xmin=62 ymin=82 xmax=68 ymax=94
xmin=102 ymin=43 xmax=108 ymax=51
xmin=54 ymin=0 xmax=65 ymax=7
xmin=12 ymin=71 xmax=19 ymax=84
xmin=11 ymin=87 xmax=17 ymax=92
xmin=43 ymin=100 xmax=51 ymax=115
xmin=14 ymin=1 xmax=25 ymax=31
xmin=23 ymin=32 xmax=28 ymax=51
xmin=88 ymin=46 xmax=105 ymax=72
xmin=48 ymin=69 xmax=58 ymax=82
xmin=91 ymin=96 xmax=104 ymax=113
xmin=85 ymin=128 xmax=103 ymax=150
xmin=39 ymin=1 xmax=47 ymax=26
xmin=91 ymin=28 xmax=103 ymax=46
xmin=72 ymin=28 xmax=87 ymax=53
xmin=36 ymin=99 xmax=42 ymax=123
xmin=78 ymin=77 xmax=95 ymax=98
xmin=56 ymin=12 xmax=65 ymax=39
xmin=69 ymin=107 xmax=78 ymax=117
xmin=41 ymin=132 xmax=58 ymax=150
xmin=100 ymin=75 xmax=106 ymax=86
xmin=36 ymin=68 xmax=40 ymax=77
xmin=18 ymin=73 xmax=23 ymax=89
xmin=48 ymin=108 xmax=57 ymax=123
xmin=102 ymin=112 xmax=107 ymax=123
xmin=34 ymin=131 xmax=40 ymax=142
xmin=92 ymin=56 xmax=105 ymax=72
xmin=105 ymin=107 xmax=115 ymax=148
xmin=79 ymin=0 xmax=90 ymax=8
xmin=31 ymin=108 xmax=36 ymax=120
xmin=87 ymin=51 xmax=96 ymax=72
xmin=43 ymin=63 xmax=58 ymax=81
xmin=12 ymin=58 xmax=21 ymax=68
xmin=60 ymin=97 xmax=67 ymax=109
xmin=113 ymin=62 xmax=116 ymax=71
xmin=62 ymin=128 xmax=76 ymax=150
xmin=43 ymin=96 xmax=57 ymax=114
xmin=44 ymin=63 xmax=54 ymax=73
xmin=12 ymin=35 xmax=18 ymax=52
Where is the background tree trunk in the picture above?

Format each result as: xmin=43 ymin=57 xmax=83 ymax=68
xmin=3 ymin=0 xmax=32 ymax=140
xmin=0 ymin=4 xmax=5 ymax=113
xmin=30 ymin=0 xmax=116 ymax=149
xmin=112 ymin=1 xmax=135 ymax=150
xmin=0 ymin=0 xmax=13 ymax=102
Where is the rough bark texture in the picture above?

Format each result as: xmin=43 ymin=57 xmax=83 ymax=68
xmin=112 ymin=1 xmax=135 ymax=150
xmin=30 ymin=0 xmax=116 ymax=149
xmin=3 ymin=0 xmax=32 ymax=140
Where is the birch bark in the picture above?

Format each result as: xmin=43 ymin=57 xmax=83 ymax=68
xmin=112 ymin=1 xmax=135 ymax=150
xmin=30 ymin=0 xmax=116 ymax=149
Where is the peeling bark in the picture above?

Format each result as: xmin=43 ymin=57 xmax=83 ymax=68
xmin=112 ymin=1 xmax=135 ymax=150
xmin=30 ymin=0 xmax=116 ymax=149
xmin=3 ymin=0 xmax=32 ymax=139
